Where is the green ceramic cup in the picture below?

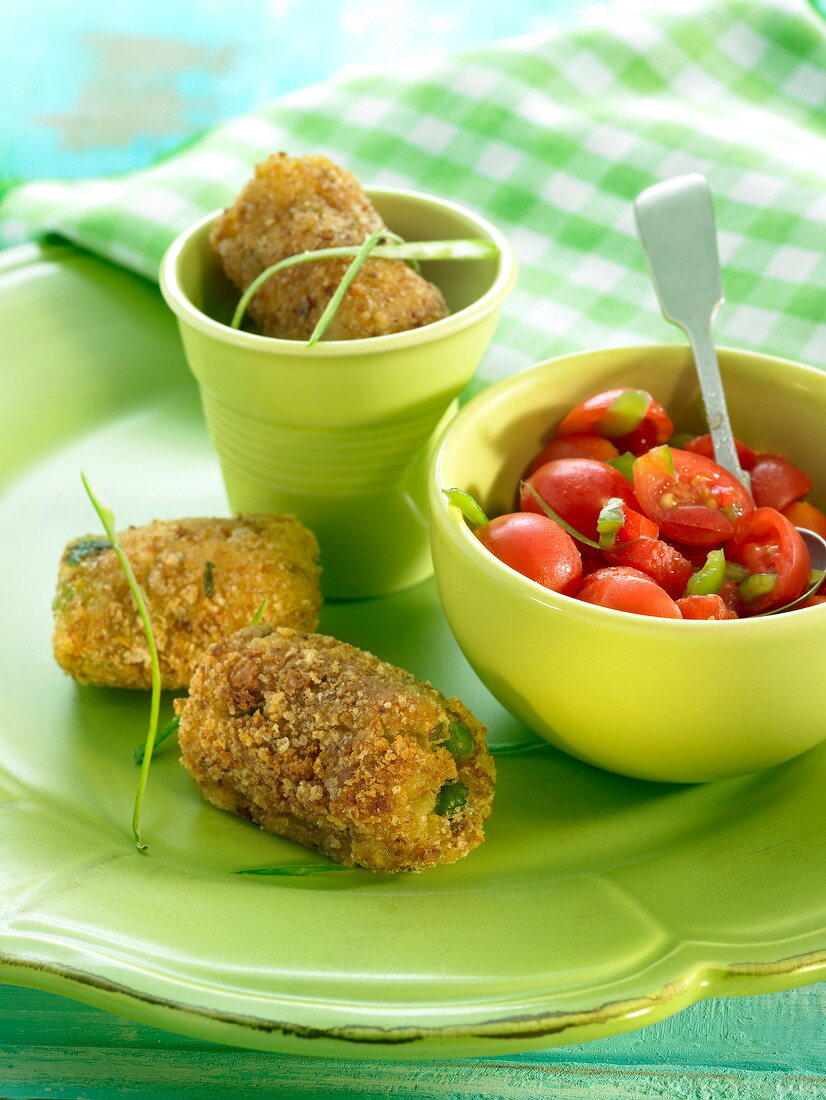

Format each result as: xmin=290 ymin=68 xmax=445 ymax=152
xmin=159 ymin=188 xmax=516 ymax=598
xmin=430 ymin=344 xmax=826 ymax=783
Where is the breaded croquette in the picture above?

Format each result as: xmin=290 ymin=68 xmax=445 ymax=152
xmin=176 ymin=627 xmax=495 ymax=872
xmin=210 ymin=153 xmax=450 ymax=340
xmin=53 ymin=516 xmax=321 ymax=691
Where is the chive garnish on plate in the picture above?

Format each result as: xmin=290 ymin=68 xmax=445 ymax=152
xmin=130 ymin=597 xmax=272 ymax=765
xmin=80 ymin=473 xmax=160 ymax=852
xmin=234 ymin=865 xmax=354 ymax=876
xmin=133 ymin=715 xmax=180 ymax=766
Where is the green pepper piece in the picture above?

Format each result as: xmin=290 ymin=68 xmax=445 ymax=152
xmin=434 ymin=781 xmax=468 ymax=816
xmin=597 ymin=497 xmax=626 ymax=550
xmin=738 ymin=573 xmax=777 ymax=602
xmin=596 ymin=389 xmax=651 ymax=437
xmin=607 ymin=451 xmax=636 ymax=482
xmin=684 ymin=549 xmax=726 ymax=596
xmin=725 ymin=561 xmax=750 ymax=583
xmin=440 ymin=719 xmax=474 ymax=762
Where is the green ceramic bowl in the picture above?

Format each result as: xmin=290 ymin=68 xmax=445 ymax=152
xmin=430 ymin=344 xmax=826 ymax=783
xmin=160 ymin=188 xmax=516 ymax=599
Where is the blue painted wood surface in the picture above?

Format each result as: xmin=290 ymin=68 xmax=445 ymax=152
xmin=2 ymin=0 xmax=580 ymax=181
xmin=2 ymin=1 xmax=825 ymax=1095
xmin=2 ymin=982 xmax=825 ymax=1097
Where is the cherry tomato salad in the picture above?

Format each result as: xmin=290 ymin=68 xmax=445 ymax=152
xmin=446 ymin=387 xmax=826 ymax=620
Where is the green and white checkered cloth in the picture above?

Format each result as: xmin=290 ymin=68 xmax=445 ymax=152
xmin=1 ymin=0 xmax=824 ymax=383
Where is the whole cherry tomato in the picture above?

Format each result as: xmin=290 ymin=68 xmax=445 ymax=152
xmin=683 ymin=434 xmax=756 ymax=470
xmin=576 ymin=566 xmax=682 ymax=618
xmin=676 ymin=594 xmax=737 ymax=620
xmin=750 ymin=454 xmax=812 ymax=512
xmin=556 ymin=388 xmax=673 ymax=452
xmin=726 ymin=507 xmax=811 ymax=614
xmin=526 ymin=433 xmax=619 ymax=474
xmin=520 ymin=458 xmax=638 ymax=540
xmin=475 ymin=513 xmax=582 ymax=594
xmin=632 ymin=446 xmax=755 ymax=546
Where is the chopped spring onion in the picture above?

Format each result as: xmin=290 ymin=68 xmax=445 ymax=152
xmin=608 ymin=452 xmax=636 ymax=482
xmin=597 ymin=389 xmax=650 ymax=437
xmin=443 ymin=488 xmax=489 ymax=527
xmin=596 ymin=497 xmax=626 ymax=550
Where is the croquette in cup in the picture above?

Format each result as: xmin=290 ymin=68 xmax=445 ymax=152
xmin=210 ymin=153 xmax=449 ymax=340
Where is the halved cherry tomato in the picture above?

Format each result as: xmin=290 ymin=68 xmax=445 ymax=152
xmin=683 ymin=434 xmax=756 ymax=470
xmin=556 ymin=388 xmax=673 ymax=450
xmin=726 ymin=507 xmax=811 ymax=614
xmin=610 ymin=421 xmax=664 ymax=456
xmin=719 ymin=579 xmax=740 ymax=615
xmin=475 ymin=513 xmax=582 ymax=594
xmin=605 ymin=536 xmax=693 ymax=598
xmin=750 ymin=454 xmax=812 ymax=512
xmin=520 ymin=459 xmax=638 ymax=541
xmin=632 ymin=446 xmax=755 ymax=546
xmin=526 ymin=433 xmax=619 ymax=474
xmin=576 ymin=566 xmax=682 ymax=619
xmin=676 ymin=594 xmax=737 ymax=620
xmin=783 ymin=500 xmax=826 ymax=541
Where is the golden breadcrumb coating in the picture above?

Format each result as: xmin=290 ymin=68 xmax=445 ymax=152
xmin=210 ymin=152 xmax=449 ymax=340
xmin=53 ymin=516 xmax=321 ymax=691
xmin=177 ymin=627 xmax=495 ymax=872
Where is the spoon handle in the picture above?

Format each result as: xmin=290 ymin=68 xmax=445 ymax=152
xmin=634 ymin=174 xmax=751 ymax=490
xmin=685 ymin=320 xmax=751 ymax=491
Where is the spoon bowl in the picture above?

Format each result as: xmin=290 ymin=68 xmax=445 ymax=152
xmin=800 ymin=529 xmax=826 ymax=571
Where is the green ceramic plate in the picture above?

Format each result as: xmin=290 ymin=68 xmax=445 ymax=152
xmin=1 ymin=242 xmax=824 ymax=1060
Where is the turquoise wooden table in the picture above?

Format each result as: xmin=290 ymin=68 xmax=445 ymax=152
xmin=2 ymin=983 xmax=824 ymax=1098
xmin=2 ymin=2 xmax=825 ymax=1096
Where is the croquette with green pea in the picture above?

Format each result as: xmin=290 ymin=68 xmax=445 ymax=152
xmin=52 ymin=515 xmax=321 ymax=691
xmin=176 ymin=626 xmax=495 ymax=872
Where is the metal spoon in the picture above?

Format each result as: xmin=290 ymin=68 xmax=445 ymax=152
xmin=634 ymin=173 xmax=826 ymax=590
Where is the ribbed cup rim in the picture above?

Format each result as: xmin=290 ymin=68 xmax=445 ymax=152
xmin=159 ymin=187 xmax=517 ymax=357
